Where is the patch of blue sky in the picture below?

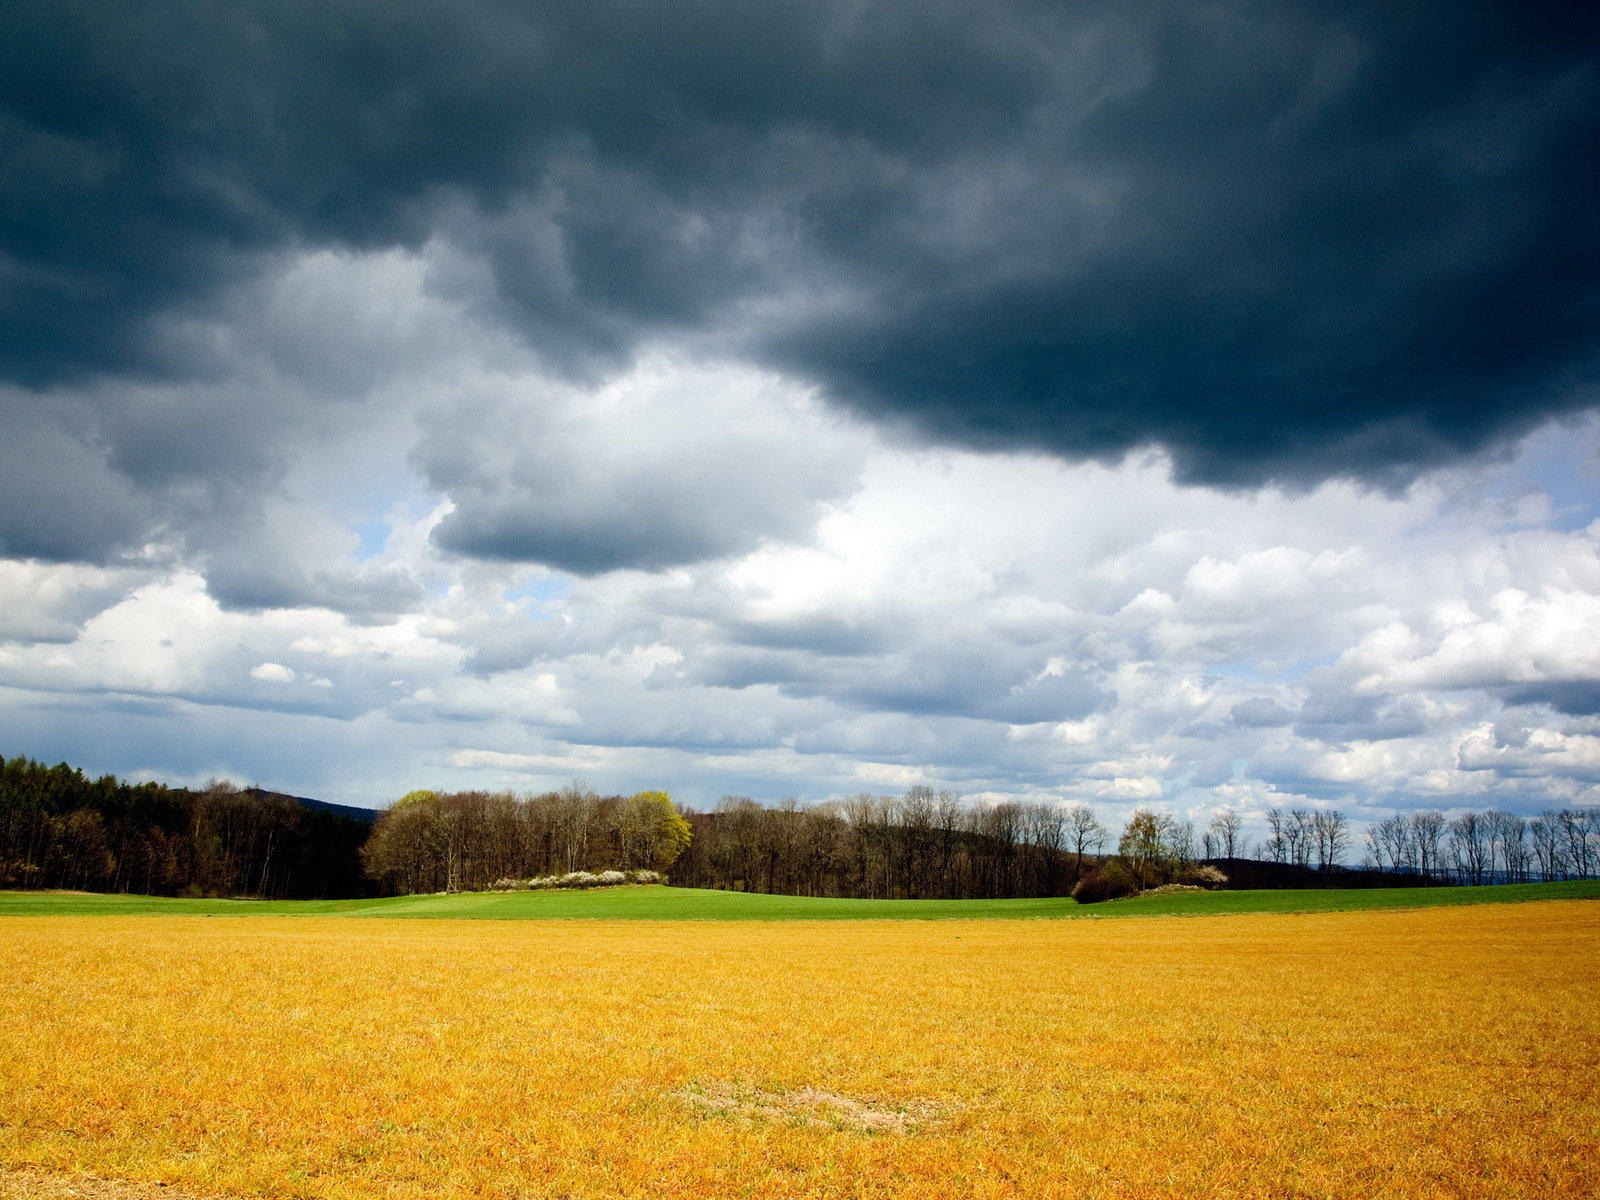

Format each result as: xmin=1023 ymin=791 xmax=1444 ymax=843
xmin=1204 ymin=662 xmax=1257 ymax=680
xmin=1501 ymin=418 xmax=1600 ymax=532
xmin=1415 ymin=416 xmax=1600 ymax=536
xmin=1269 ymin=653 xmax=1339 ymax=683
xmin=355 ymin=517 xmax=392 ymax=559
xmin=343 ymin=480 xmax=439 ymax=561
xmin=506 ymin=574 xmax=573 ymax=607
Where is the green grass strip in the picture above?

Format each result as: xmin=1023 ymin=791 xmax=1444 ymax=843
xmin=1 ymin=879 xmax=1596 ymax=920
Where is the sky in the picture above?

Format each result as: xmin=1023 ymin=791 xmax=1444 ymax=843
xmin=2 ymin=2 xmax=1598 ymax=840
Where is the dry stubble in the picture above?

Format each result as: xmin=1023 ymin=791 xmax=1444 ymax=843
xmin=1 ymin=901 xmax=1595 ymax=1199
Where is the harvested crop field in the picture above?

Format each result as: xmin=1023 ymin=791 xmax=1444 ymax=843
xmin=3 ymin=900 xmax=1596 ymax=1199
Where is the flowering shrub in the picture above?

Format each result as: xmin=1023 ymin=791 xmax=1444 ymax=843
xmin=1140 ymin=882 xmax=1207 ymax=897
xmin=487 ymin=869 xmax=664 ymax=892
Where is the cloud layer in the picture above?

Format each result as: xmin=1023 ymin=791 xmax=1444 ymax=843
xmin=6 ymin=412 xmax=1600 ymax=831
xmin=2 ymin=2 xmax=1599 ymax=839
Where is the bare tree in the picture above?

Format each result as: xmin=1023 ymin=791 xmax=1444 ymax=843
xmin=1448 ymin=811 xmax=1490 ymax=885
xmin=1285 ymin=808 xmax=1314 ymax=868
xmin=1206 ymin=808 xmax=1243 ymax=860
xmin=840 ymin=793 xmax=888 ymax=897
xmin=1528 ymin=811 xmax=1569 ymax=881
xmin=1264 ymin=809 xmax=1288 ymax=864
xmin=1503 ymin=816 xmax=1530 ymax=882
xmin=1408 ymin=811 xmax=1446 ymax=876
xmin=1483 ymin=811 xmax=1526 ymax=883
xmin=933 ymin=789 xmax=967 ymax=898
xmin=803 ymin=803 xmax=848 ymax=896
xmin=978 ymin=801 xmax=1023 ymax=899
xmin=1169 ymin=818 xmax=1197 ymax=866
xmin=1365 ymin=814 xmax=1411 ymax=872
xmin=1022 ymin=802 xmax=1069 ymax=896
xmin=899 ymin=786 xmax=938 ymax=898
xmin=555 ymin=781 xmax=600 ymax=874
xmin=1557 ymin=808 xmax=1596 ymax=879
xmin=1066 ymin=803 xmax=1107 ymax=882
xmin=1311 ymin=810 xmax=1349 ymax=870
xmin=713 ymin=795 xmax=767 ymax=891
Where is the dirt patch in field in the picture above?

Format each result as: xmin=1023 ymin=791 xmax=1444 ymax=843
xmin=673 ymin=1082 xmax=952 ymax=1134
xmin=0 ymin=1167 xmax=215 ymax=1200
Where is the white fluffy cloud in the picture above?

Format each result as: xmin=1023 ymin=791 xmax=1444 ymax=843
xmin=3 ymin=245 xmax=1600 ymax=835
xmin=416 ymin=355 xmax=873 ymax=573
xmin=1347 ymin=578 xmax=1600 ymax=692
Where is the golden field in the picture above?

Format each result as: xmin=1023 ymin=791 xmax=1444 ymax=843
xmin=1 ymin=901 xmax=1596 ymax=1200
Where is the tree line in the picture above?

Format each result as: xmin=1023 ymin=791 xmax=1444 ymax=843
xmin=5 ymin=751 xmax=1597 ymax=899
xmin=0 ymin=755 xmax=371 ymax=898
xmin=1185 ymin=804 xmax=1598 ymax=886
xmin=667 ymin=795 xmax=1600 ymax=901
xmin=1363 ymin=807 xmax=1597 ymax=884
xmin=670 ymin=789 xmax=1110 ymax=899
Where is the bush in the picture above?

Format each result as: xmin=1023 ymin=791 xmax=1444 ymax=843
xmin=1176 ymin=863 xmax=1229 ymax=889
xmin=1072 ymin=861 xmax=1137 ymax=904
xmin=487 ymin=869 xmax=665 ymax=892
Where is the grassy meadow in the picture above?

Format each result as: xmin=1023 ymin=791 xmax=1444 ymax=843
xmin=2 ymin=894 xmax=1597 ymax=1199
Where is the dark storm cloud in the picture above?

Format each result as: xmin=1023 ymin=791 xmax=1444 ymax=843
xmin=1504 ymin=681 xmax=1600 ymax=716
xmin=0 ymin=400 xmax=154 ymax=561
xmin=3 ymin=0 xmax=1597 ymax=496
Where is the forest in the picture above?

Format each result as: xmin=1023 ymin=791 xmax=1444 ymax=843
xmin=672 ymin=790 xmax=1102 ymax=899
xmin=358 ymin=785 xmax=691 ymax=895
xmin=0 ymin=755 xmax=371 ymax=898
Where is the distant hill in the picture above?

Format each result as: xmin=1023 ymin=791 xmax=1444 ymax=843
xmin=241 ymin=787 xmax=378 ymax=824
xmin=1205 ymin=857 xmax=1445 ymax=890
